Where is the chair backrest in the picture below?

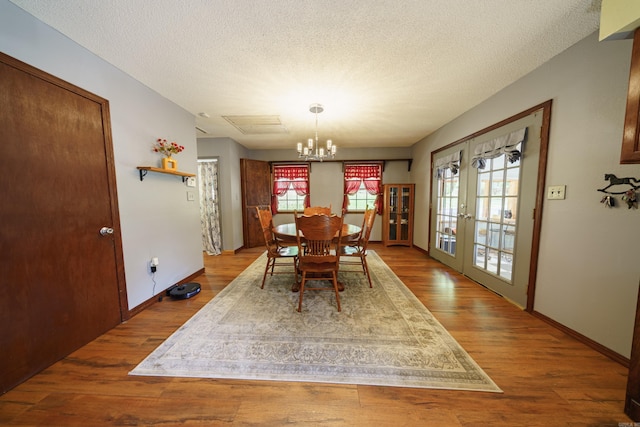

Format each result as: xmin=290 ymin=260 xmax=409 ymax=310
xmin=303 ymin=205 xmax=332 ymax=216
xmin=359 ymin=206 xmax=376 ymax=249
xmin=256 ymin=206 xmax=276 ymax=249
xmin=295 ymin=213 xmax=344 ymax=262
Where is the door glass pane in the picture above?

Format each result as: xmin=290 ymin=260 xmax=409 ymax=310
xmin=474 ymin=243 xmax=486 ymax=268
xmin=476 ymin=196 xmax=489 ymax=221
xmin=435 ymin=168 xmax=459 ymax=256
xmin=477 ymin=171 xmax=490 ymax=197
xmin=475 ymin=221 xmax=488 ymax=245
xmin=472 ymin=149 xmax=521 ymax=283
xmin=506 ymin=167 xmax=519 ymax=196
xmin=486 ymin=248 xmax=499 ymax=274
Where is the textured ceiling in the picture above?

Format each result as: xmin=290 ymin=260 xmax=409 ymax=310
xmin=10 ymin=0 xmax=602 ymax=150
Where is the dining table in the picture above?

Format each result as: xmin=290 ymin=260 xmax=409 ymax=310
xmin=273 ymin=222 xmax=362 ymax=292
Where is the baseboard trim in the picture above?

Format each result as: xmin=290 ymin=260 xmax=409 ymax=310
xmin=532 ymin=310 xmax=629 ymax=367
xmin=128 ymin=267 xmax=205 ymax=318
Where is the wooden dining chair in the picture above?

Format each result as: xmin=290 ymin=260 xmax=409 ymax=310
xmin=294 ymin=213 xmax=344 ymax=312
xmin=256 ymin=207 xmax=298 ymax=289
xmin=340 ymin=206 xmax=376 ymax=287
xmin=303 ymin=205 xmax=331 ymax=215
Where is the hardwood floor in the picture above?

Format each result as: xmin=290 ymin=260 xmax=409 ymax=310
xmin=0 ymin=244 xmax=631 ymax=426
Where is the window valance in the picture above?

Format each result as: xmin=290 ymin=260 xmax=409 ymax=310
xmin=273 ymin=165 xmax=308 ymax=180
xmin=471 ymin=127 xmax=527 ymax=169
xmin=434 ymin=150 xmax=462 ymax=178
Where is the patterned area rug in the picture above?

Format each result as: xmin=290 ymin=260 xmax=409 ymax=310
xmin=130 ymin=251 xmax=501 ymax=392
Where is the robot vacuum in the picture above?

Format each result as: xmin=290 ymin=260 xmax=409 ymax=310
xmin=167 ymin=282 xmax=201 ymax=299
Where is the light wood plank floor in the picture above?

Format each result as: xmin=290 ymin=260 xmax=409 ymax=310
xmin=0 ymin=244 xmax=632 ymax=426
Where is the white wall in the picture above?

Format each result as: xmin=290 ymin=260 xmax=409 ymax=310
xmin=1 ymin=1 xmax=204 ymax=310
xmin=411 ymin=32 xmax=640 ymax=358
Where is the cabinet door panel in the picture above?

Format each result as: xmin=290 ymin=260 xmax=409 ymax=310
xmin=382 ymin=184 xmax=414 ymax=246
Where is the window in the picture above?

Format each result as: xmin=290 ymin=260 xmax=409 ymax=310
xmin=271 ymin=164 xmax=309 ymax=213
xmin=348 ymin=183 xmax=378 ymax=211
xmin=277 ymin=187 xmax=305 ymax=212
xmin=342 ymin=163 xmax=383 ymax=213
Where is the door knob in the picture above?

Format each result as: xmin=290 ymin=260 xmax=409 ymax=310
xmin=99 ymin=227 xmax=114 ymax=236
xmin=464 ymin=214 xmax=473 ymax=220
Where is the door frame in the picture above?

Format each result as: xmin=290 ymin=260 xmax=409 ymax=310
xmin=429 ymin=100 xmax=552 ymax=312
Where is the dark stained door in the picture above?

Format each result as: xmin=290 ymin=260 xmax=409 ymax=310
xmin=240 ymin=159 xmax=271 ymax=248
xmin=0 ymin=53 xmax=127 ymax=393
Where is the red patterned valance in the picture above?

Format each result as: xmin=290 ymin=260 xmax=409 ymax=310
xmin=273 ymin=165 xmax=308 ymax=180
xmin=344 ymin=163 xmax=381 ymax=180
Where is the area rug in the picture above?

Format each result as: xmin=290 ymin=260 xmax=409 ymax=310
xmin=129 ymin=251 xmax=501 ymax=392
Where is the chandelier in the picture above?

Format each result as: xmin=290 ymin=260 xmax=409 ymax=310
xmin=296 ymin=103 xmax=336 ymax=161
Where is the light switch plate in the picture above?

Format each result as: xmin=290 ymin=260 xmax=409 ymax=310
xmin=187 ymin=191 xmax=195 ymax=201
xmin=547 ymin=185 xmax=566 ymax=200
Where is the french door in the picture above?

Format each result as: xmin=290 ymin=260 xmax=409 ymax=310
xmin=430 ymin=108 xmax=545 ymax=308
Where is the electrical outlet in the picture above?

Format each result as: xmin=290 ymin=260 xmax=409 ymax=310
xmin=547 ymin=185 xmax=566 ymax=200
xmin=186 ymin=177 xmax=196 ymax=187
xmin=150 ymin=257 xmax=158 ymax=273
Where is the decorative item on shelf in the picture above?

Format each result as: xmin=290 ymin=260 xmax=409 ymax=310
xmin=153 ymin=138 xmax=184 ymax=170
xmin=296 ymin=103 xmax=336 ymax=162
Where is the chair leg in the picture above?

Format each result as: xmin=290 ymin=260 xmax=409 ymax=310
xmin=332 ymin=271 xmax=341 ymax=312
xmin=361 ymin=256 xmax=372 ymax=288
xmin=261 ymin=257 xmax=273 ymax=289
xmin=297 ymin=272 xmax=307 ymax=312
xmin=292 ymin=257 xmax=298 ymax=285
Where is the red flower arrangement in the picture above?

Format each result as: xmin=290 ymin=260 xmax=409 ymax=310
xmin=153 ymin=138 xmax=185 ymax=157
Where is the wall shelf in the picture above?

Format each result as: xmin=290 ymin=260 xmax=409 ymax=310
xmin=136 ymin=166 xmax=195 ymax=182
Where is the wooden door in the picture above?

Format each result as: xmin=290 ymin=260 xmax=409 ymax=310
xmin=0 ymin=53 xmax=127 ymax=394
xmin=240 ymin=159 xmax=271 ymax=248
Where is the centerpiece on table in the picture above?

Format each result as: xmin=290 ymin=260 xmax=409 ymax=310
xmin=153 ymin=138 xmax=184 ymax=170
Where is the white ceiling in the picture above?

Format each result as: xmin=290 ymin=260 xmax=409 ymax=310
xmin=10 ymin=0 xmax=602 ymax=150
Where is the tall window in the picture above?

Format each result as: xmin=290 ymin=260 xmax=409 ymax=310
xmin=271 ymin=164 xmax=310 ymax=213
xmin=342 ymin=163 xmax=383 ymax=213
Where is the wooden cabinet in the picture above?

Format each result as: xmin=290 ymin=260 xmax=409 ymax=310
xmin=382 ymin=183 xmax=414 ymax=247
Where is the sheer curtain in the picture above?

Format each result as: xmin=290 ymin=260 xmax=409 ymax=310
xmin=198 ymin=160 xmax=222 ymax=255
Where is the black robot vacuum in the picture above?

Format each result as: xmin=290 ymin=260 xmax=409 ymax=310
xmin=166 ymin=282 xmax=201 ymax=299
